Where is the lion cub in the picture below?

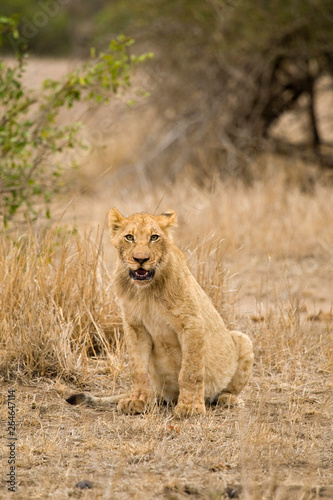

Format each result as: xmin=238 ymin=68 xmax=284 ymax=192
xmin=67 ymin=208 xmax=254 ymax=418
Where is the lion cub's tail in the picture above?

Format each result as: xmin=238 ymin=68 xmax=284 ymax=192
xmin=226 ymin=331 xmax=254 ymax=395
xmin=66 ymin=392 xmax=130 ymax=407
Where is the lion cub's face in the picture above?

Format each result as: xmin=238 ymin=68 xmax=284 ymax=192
xmin=109 ymin=208 xmax=177 ymax=287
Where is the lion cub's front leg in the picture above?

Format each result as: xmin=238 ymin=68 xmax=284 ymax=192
xmin=173 ymin=320 xmax=206 ymax=418
xmin=118 ymin=319 xmax=153 ymax=415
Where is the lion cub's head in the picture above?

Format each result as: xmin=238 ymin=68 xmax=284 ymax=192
xmin=109 ymin=208 xmax=177 ymax=287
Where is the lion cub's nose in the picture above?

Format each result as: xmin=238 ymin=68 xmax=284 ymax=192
xmin=133 ymin=254 xmax=150 ymax=265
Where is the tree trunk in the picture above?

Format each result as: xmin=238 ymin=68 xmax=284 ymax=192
xmin=308 ymin=79 xmax=321 ymax=150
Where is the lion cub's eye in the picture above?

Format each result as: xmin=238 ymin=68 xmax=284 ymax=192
xmin=125 ymin=234 xmax=134 ymax=242
xmin=150 ymin=234 xmax=159 ymax=241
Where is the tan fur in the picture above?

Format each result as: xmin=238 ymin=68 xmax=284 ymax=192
xmin=67 ymin=209 xmax=254 ymax=418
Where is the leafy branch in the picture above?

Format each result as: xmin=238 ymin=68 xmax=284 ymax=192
xmin=0 ymin=18 xmax=153 ymax=226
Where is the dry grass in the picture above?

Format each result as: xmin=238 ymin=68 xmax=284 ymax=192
xmin=0 ymin=227 xmax=121 ymax=382
xmin=1 ymin=59 xmax=333 ymax=499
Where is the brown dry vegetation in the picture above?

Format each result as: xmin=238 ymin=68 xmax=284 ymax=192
xmin=1 ymin=60 xmax=333 ymax=499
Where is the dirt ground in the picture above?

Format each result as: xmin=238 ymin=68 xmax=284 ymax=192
xmin=1 ymin=325 xmax=332 ymax=499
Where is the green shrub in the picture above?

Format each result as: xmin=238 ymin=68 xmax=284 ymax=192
xmin=0 ymin=16 xmax=152 ymax=227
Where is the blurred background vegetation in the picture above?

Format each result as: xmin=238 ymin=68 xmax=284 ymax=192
xmin=1 ymin=0 xmax=333 ymax=187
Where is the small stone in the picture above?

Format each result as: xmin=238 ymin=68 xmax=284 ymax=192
xmin=225 ymin=485 xmax=240 ymax=498
xmin=75 ymin=480 xmax=93 ymax=490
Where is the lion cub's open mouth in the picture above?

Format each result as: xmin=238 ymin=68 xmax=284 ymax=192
xmin=129 ymin=268 xmax=155 ymax=281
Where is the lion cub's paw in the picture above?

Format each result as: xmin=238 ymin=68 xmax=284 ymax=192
xmin=217 ymin=394 xmax=244 ymax=408
xmin=117 ymin=397 xmax=146 ymax=415
xmin=173 ymin=402 xmax=206 ymax=419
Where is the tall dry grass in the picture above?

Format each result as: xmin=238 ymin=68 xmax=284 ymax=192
xmin=0 ymin=227 xmax=121 ymax=381
xmin=73 ymin=157 xmax=333 ymax=258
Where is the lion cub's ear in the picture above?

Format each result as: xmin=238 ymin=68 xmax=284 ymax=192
xmin=157 ymin=209 xmax=177 ymax=230
xmin=109 ymin=207 xmax=126 ymax=238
